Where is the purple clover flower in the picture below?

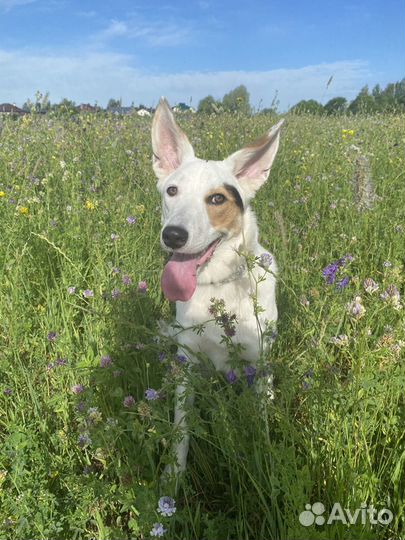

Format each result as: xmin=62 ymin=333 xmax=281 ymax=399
xmin=137 ymin=280 xmax=148 ymax=293
xmin=336 ymin=276 xmax=350 ymax=290
xmin=260 ymin=253 xmax=273 ymax=269
xmin=157 ymin=496 xmax=176 ymax=517
xmin=111 ymin=287 xmax=121 ymax=299
xmin=225 ymin=370 xmax=238 ymax=384
xmin=77 ymin=433 xmax=92 ymax=448
xmin=122 ymin=275 xmax=132 ymax=286
xmin=47 ymin=331 xmax=58 ymax=342
xmin=67 ymin=286 xmax=76 ymax=295
xmin=145 ymin=388 xmax=159 ymax=400
xmin=150 ymin=522 xmax=166 ymax=537
xmin=123 ymin=395 xmax=135 ymax=408
xmin=244 ymin=366 xmax=257 ymax=387
xmin=100 ymin=355 xmax=112 ymax=368
xmin=176 ymin=354 xmax=188 ymax=364
xmin=83 ymin=289 xmax=94 ymax=298
xmin=71 ymin=384 xmax=85 ymax=394
xmin=126 ymin=216 xmax=136 ymax=225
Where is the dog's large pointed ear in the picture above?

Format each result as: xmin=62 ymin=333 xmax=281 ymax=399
xmin=225 ymin=119 xmax=284 ymax=197
xmin=152 ymin=97 xmax=195 ymax=180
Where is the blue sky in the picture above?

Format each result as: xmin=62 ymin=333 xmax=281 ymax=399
xmin=0 ymin=0 xmax=403 ymax=110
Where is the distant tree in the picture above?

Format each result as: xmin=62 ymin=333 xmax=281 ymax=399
xmin=51 ymin=98 xmax=77 ymax=115
xmin=107 ymin=98 xmax=122 ymax=110
xmin=198 ymin=95 xmax=221 ymax=114
xmin=324 ymin=97 xmax=347 ymax=115
xmin=222 ymin=85 xmax=251 ymax=114
xmin=23 ymin=91 xmax=51 ymax=113
xmin=348 ymin=86 xmax=376 ymax=114
xmin=291 ymin=99 xmax=324 ymax=114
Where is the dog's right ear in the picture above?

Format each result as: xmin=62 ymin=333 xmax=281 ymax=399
xmin=152 ymin=97 xmax=195 ymax=181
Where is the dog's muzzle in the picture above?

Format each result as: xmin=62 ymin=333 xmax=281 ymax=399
xmin=162 ymin=226 xmax=189 ymax=249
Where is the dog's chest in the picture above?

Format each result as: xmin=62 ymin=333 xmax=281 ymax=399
xmin=175 ymin=272 xmax=277 ymax=370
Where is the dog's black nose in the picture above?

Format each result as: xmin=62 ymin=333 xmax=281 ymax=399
xmin=162 ymin=226 xmax=189 ymax=249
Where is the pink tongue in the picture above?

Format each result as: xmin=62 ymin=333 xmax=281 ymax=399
xmin=161 ymin=242 xmax=218 ymax=302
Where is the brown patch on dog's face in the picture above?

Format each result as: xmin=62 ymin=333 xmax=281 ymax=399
xmin=205 ymin=185 xmax=243 ymax=234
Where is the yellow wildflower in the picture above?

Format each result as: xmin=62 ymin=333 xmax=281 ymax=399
xmin=135 ymin=204 xmax=145 ymax=214
xmin=85 ymin=200 xmax=97 ymax=210
xmin=18 ymin=206 xmax=29 ymax=215
xmin=0 ymin=191 xmax=5 ymax=198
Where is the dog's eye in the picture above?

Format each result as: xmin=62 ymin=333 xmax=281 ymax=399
xmin=166 ymin=186 xmax=178 ymax=197
xmin=208 ymin=193 xmax=226 ymax=205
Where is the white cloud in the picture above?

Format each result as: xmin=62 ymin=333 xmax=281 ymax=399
xmin=93 ymin=18 xmax=193 ymax=47
xmin=0 ymin=0 xmax=36 ymax=11
xmin=0 ymin=47 xmax=372 ymax=110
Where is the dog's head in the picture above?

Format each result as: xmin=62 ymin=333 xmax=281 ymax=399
xmin=152 ymin=97 xmax=283 ymax=302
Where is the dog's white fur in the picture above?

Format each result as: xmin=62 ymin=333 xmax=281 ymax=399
xmin=152 ymin=98 xmax=283 ymax=474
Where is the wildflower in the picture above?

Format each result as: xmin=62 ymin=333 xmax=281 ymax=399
xmin=137 ymin=401 xmax=152 ymax=419
xmin=122 ymin=275 xmax=132 ymax=286
xmin=244 ymin=366 xmax=257 ymax=387
xmin=123 ymin=395 xmax=135 ymax=408
xmin=322 ymin=262 xmax=339 ymax=284
xmin=83 ymin=289 xmax=94 ymax=298
xmin=47 ymin=331 xmax=58 ymax=342
xmin=111 ymin=287 xmax=121 ymax=299
xmin=55 ymin=357 xmax=67 ymax=366
xmin=157 ymin=496 xmax=176 ymax=517
xmin=347 ymin=296 xmax=366 ymax=319
xmin=150 ymin=523 xmax=167 ymax=537
xmin=135 ymin=204 xmax=145 ymax=214
xmin=67 ymin=286 xmax=76 ymax=294
xmin=112 ymin=266 xmax=120 ymax=274
xmin=176 ymin=354 xmax=188 ymax=364
xmin=100 ymin=355 xmax=112 ymax=368
xmin=18 ymin=206 xmax=29 ymax=215
xmin=137 ymin=280 xmax=148 ymax=293
xmin=0 ymin=191 xmax=5 ymax=197
xmin=3 ymin=388 xmax=12 ymax=396
xmin=380 ymin=285 xmax=402 ymax=310
xmin=225 ymin=370 xmax=238 ymax=384
xmin=87 ymin=407 xmax=102 ymax=424
xmin=302 ymin=368 xmax=314 ymax=389
xmin=71 ymin=384 xmax=85 ymax=394
xmin=336 ymin=276 xmax=350 ymax=290
xmin=259 ymin=253 xmax=273 ymax=269
xmin=330 ymin=335 xmax=349 ymax=347
xmin=383 ymin=261 xmax=392 ymax=268
xmin=126 ymin=216 xmax=136 ymax=225
xmin=84 ymin=200 xmax=96 ymax=210
xmin=77 ymin=433 xmax=92 ymax=448
xmin=145 ymin=388 xmax=159 ymax=400
xmin=110 ymin=233 xmax=119 ymax=241
xmin=363 ymin=278 xmax=379 ymax=294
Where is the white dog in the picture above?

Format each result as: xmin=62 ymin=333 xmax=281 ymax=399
xmin=152 ymin=98 xmax=283 ymax=475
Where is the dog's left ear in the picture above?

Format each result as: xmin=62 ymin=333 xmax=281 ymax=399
xmin=152 ymin=97 xmax=195 ymax=181
xmin=225 ymin=119 xmax=284 ymax=197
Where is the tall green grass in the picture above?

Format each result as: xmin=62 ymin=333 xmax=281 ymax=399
xmin=0 ymin=111 xmax=404 ymax=539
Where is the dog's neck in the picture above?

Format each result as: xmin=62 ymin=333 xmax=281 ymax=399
xmin=197 ymin=207 xmax=259 ymax=285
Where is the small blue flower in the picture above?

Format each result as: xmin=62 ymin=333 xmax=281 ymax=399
xmin=157 ymin=496 xmax=176 ymax=517
xmin=150 ymin=523 xmax=166 ymax=537
xmin=145 ymin=388 xmax=159 ymax=401
xmin=260 ymin=252 xmax=273 ymax=268
xmin=176 ymin=354 xmax=188 ymax=364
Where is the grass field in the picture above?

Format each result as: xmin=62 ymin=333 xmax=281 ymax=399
xmin=0 ymin=110 xmax=404 ymax=540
